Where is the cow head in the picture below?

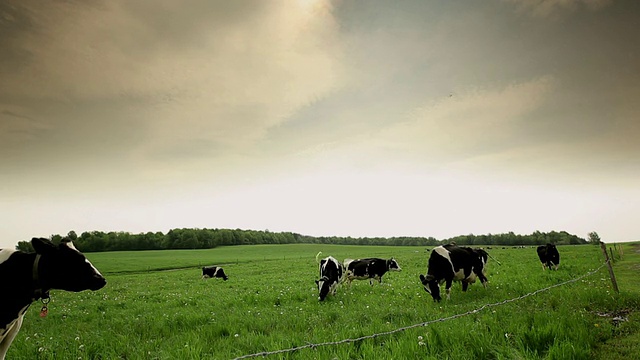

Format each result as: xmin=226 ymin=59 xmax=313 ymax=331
xmin=419 ymin=274 xmax=442 ymax=302
xmin=218 ymin=268 xmax=229 ymax=281
xmin=315 ymin=276 xmax=331 ymax=301
xmin=387 ymin=258 xmax=402 ymax=271
xmin=32 ymin=237 xmax=106 ymax=292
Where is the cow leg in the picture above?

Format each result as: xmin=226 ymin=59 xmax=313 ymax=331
xmin=541 ymin=263 xmax=546 ymax=271
xmin=479 ymin=274 xmax=488 ymax=289
xmin=462 ymin=281 xmax=469 ymax=292
xmin=445 ymin=279 xmax=453 ymax=300
xmin=0 ymin=315 xmax=24 ymax=360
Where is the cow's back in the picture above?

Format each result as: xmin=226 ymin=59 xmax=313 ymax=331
xmin=427 ymin=246 xmax=456 ymax=279
xmin=430 ymin=246 xmax=484 ymax=281
xmin=347 ymin=259 xmax=373 ymax=277
xmin=320 ymin=256 xmax=342 ymax=281
xmin=317 ymin=256 xmax=342 ymax=301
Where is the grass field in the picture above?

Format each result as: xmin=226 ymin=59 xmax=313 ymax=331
xmin=7 ymin=243 xmax=639 ymax=359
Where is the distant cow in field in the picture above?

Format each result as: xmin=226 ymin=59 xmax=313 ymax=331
xmin=202 ymin=266 xmax=228 ymax=281
xmin=0 ymin=238 xmax=106 ymax=360
xmin=537 ymin=244 xmax=560 ymax=270
xmin=419 ymin=244 xmax=488 ymax=302
xmin=343 ymin=258 xmax=401 ymax=286
xmin=315 ymin=252 xmax=344 ymax=301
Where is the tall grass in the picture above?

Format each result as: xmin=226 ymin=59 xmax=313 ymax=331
xmin=7 ymin=244 xmax=636 ymax=359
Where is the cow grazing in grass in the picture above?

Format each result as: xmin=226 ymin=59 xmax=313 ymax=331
xmin=202 ymin=266 xmax=228 ymax=281
xmin=537 ymin=243 xmax=560 ymax=270
xmin=0 ymin=238 xmax=106 ymax=360
xmin=343 ymin=258 xmax=401 ymax=287
xmin=315 ymin=252 xmax=344 ymax=301
xmin=419 ymin=245 xmax=488 ymax=302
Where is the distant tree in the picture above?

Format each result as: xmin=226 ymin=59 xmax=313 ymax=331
xmin=43 ymin=228 xmax=587 ymax=252
xmin=51 ymin=234 xmax=63 ymax=244
xmin=15 ymin=241 xmax=33 ymax=252
xmin=588 ymin=231 xmax=601 ymax=245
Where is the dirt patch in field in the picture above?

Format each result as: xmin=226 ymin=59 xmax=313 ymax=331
xmin=594 ymin=309 xmax=633 ymax=327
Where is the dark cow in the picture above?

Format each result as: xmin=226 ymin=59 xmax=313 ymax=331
xmin=315 ymin=252 xmax=344 ymax=301
xmin=0 ymin=238 xmax=106 ymax=360
xmin=343 ymin=258 xmax=401 ymax=286
xmin=202 ymin=266 xmax=228 ymax=281
xmin=537 ymin=243 xmax=560 ymax=270
xmin=419 ymin=244 xmax=488 ymax=302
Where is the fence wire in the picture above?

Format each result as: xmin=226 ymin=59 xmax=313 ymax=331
xmin=231 ymin=261 xmax=609 ymax=360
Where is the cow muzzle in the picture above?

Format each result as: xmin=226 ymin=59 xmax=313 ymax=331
xmin=89 ymin=275 xmax=107 ymax=291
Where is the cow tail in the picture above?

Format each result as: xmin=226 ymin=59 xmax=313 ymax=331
xmin=487 ymin=252 xmax=502 ymax=266
xmin=315 ymin=251 xmax=323 ymax=264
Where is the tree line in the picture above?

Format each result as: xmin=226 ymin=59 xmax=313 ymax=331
xmin=15 ymin=228 xmax=589 ymax=253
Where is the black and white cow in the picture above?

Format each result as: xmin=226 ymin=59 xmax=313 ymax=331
xmin=537 ymin=243 xmax=560 ymax=270
xmin=0 ymin=238 xmax=106 ymax=360
xmin=202 ymin=266 xmax=228 ymax=281
xmin=315 ymin=252 xmax=344 ymax=301
xmin=343 ymin=258 xmax=401 ymax=286
xmin=419 ymin=244 xmax=488 ymax=302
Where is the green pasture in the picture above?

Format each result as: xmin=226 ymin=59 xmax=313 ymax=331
xmin=8 ymin=243 xmax=640 ymax=359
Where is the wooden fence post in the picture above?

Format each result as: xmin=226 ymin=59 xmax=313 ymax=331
xmin=600 ymin=241 xmax=620 ymax=293
xmin=609 ymin=247 xmax=616 ymax=263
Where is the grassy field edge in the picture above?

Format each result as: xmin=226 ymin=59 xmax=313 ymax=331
xmin=591 ymin=242 xmax=640 ymax=360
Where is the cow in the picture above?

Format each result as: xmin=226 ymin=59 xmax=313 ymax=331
xmin=537 ymin=243 xmax=560 ymax=270
xmin=0 ymin=238 xmax=106 ymax=360
xmin=315 ymin=252 xmax=344 ymax=301
xmin=419 ymin=244 xmax=488 ymax=302
xmin=343 ymin=258 xmax=401 ymax=287
xmin=202 ymin=266 xmax=228 ymax=281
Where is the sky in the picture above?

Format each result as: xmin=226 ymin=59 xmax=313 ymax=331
xmin=1 ymin=0 xmax=639 ymax=248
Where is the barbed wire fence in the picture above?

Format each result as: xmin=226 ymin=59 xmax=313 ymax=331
xmin=231 ymin=260 xmax=610 ymax=360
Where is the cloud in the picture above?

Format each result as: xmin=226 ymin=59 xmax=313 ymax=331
xmin=503 ymin=0 xmax=614 ymax=17
xmin=0 ymin=0 xmax=346 ymax=178
xmin=5 ymin=0 xmax=342 ymax=101
xmin=371 ymin=76 xmax=557 ymax=163
xmin=0 ymin=105 xmax=50 ymax=148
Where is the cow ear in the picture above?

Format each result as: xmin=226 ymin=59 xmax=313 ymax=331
xmin=57 ymin=238 xmax=80 ymax=252
xmin=31 ymin=237 xmax=57 ymax=254
xmin=315 ymin=280 xmax=319 ymax=285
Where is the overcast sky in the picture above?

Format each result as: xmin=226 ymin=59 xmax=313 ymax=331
xmin=1 ymin=0 xmax=638 ymax=248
